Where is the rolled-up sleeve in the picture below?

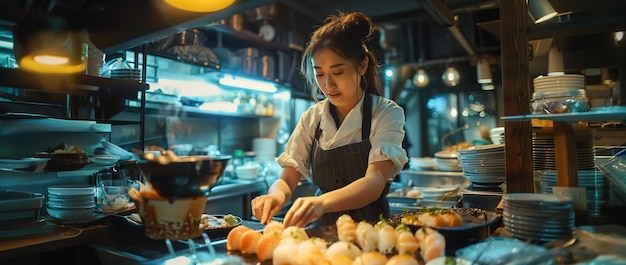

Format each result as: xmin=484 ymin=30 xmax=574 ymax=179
xmin=369 ymin=99 xmax=409 ymax=178
xmin=276 ymin=104 xmax=320 ymax=178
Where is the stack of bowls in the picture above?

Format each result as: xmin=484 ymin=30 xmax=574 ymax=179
xmin=503 ymin=193 xmax=575 ymax=243
xmin=235 ymin=164 xmax=259 ymax=180
xmin=434 ymin=150 xmax=463 ymax=172
xmin=46 ymin=185 xmax=96 ymax=222
xmin=489 ymin=127 xmax=505 ymax=144
xmin=458 ymin=144 xmax=506 ymax=186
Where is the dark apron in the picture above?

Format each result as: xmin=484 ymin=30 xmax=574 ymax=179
xmin=310 ymin=94 xmax=391 ymax=226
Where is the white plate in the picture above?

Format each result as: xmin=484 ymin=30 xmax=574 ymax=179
xmin=89 ymin=155 xmax=120 ymax=165
xmin=48 ymin=185 xmax=95 ymax=196
xmin=101 ymin=141 xmax=134 ymax=160
xmin=0 ymin=158 xmax=48 ymax=169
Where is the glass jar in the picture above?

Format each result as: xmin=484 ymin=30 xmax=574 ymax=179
xmin=531 ymin=89 xmax=589 ymax=114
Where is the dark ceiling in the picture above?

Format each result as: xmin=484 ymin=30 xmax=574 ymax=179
xmin=0 ymin=0 xmax=624 ymax=93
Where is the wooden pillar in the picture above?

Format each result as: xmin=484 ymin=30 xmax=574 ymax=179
xmin=500 ymin=0 xmax=534 ymax=193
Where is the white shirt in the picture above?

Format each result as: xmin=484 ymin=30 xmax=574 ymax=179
xmin=277 ymin=93 xmax=409 ymax=180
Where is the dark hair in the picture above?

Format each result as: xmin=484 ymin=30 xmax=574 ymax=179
xmin=300 ymin=11 xmax=383 ymax=101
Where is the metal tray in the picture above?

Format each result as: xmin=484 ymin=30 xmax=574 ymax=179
xmin=0 ymin=190 xmax=43 ymax=225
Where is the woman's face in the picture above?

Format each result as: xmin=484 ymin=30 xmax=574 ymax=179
xmin=312 ymin=47 xmax=367 ymax=111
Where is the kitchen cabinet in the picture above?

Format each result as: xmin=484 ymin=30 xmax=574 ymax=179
xmin=499 ymin=0 xmax=625 ymax=193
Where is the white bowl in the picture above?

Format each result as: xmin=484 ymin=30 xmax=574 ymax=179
xmin=48 ymin=185 xmax=95 ymax=196
xmin=46 ymin=206 xmax=95 ymax=222
xmin=47 ymin=201 xmax=95 ymax=209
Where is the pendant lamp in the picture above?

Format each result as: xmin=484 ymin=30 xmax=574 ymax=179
xmin=476 ymin=58 xmax=492 ymax=84
xmin=12 ymin=16 xmax=86 ymax=74
xmin=547 ymin=43 xmax=564 ymax=76
xmin=442 ymin=66 xmax=460 ymax=87
xmin=165 ymin=0 xmax=236 ymax=12
xmin=527 ymin=0 xmax=558 ymax=24
xmin=413 ymin=69 xmax=429 ymax=87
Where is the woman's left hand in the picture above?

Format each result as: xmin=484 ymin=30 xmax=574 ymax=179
xmin=283 ymin=196 xmax=325 ymax=227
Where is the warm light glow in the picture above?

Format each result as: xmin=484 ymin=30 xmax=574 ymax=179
xmin=164 ymin=0 xmax=236 ymax=12
xmin=476 ymin=59 xmax=492 ymax=84
xmin=218 ymin=74 xmax=278 ymax=93
xmin=615 ymin=31 xmax=624 ymax=42
xmin=442 ymin=66 xmax=460 ymax=87
xmin=34 ymin=55 xmax=70 ymax=65
xmin=19 ymin=56 xmax=85 ymax=74
xmin=482 ymin=84 xmax=495 ymax=90
xmin=413 ymin=69 xmax=429 ymax=87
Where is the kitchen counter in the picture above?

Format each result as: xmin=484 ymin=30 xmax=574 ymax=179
xmin=0 ymin=177 xmax=270 ymax=263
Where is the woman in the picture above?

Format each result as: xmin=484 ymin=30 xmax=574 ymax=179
xmin=251 ymin=11 xmax=408 ymax=227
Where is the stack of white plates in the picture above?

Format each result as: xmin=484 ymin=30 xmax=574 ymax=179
xmin=538 ymin=169 xmax=607 ymax=216
xmin=46 ymin=185 xmax=96 ymax=222
xmin=458 ymin=144 xmax=506 ymax=186
xmin=110 ymin=69 xmax=141 ymax=81
xmin=503 ymin=193 xmax=575 ymax=243
xmin=532 ymin=134 xmax=596 ymax=170
xmin=533 ymin=74 xmax=585 ymax=92
xmin=252 ymin=138 xmax=277 ymax=163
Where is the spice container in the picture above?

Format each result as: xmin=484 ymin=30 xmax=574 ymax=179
xmin=531 ymin=89 xmax=589 ymax=114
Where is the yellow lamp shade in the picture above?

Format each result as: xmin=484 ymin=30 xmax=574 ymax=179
xmin=165 ymin=0 xmax=236 ymax=12
xmin=13 ymin=16 xmax=86 ymax=74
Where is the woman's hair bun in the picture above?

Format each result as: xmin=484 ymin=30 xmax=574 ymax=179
xmin=341 ymin=12 xmax=374 ymax=42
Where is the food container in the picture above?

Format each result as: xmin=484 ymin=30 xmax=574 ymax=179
xmin=531 ymin=89 xmax=589 ymax=114
xmin=387 ymin=208 xmax=502 ymax=253
xmin=0 ymin=190 xmax=44 ymax=225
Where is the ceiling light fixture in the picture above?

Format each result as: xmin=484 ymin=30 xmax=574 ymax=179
xmin=548 ymin=42 xmax=564 ymax=76
xmin=476 ymin=58 xmax=492 ymax=84
xmin=442 ymin=66 xmax=460 ymax=87
xmin=12 ymin=16 xmax=86 ymax=74
xmin=218 ymin=74 xmax=278 ymax=93
xmin=527 ymin=0 xmax=558 ymax=24
xmin=413 ymin=69 xmax=430 ymax=88
xmin=164 ymin=0 xmax=236 ymax=12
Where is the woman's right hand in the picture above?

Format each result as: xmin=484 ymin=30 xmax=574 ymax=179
xmin=251 ymin=193 xmax=286 ymax=224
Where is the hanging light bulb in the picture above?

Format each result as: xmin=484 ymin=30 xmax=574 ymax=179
xmin=165 ymin=0 xmax=236 ymax=12
xmin=413 ymin=69 xmax=429 ymax=87
xmin=476 ymin=58 xmax=492 ymax=84
xmin=442 ymin=66 xmax=460 ymax=87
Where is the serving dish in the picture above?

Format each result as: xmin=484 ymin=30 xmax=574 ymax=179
xmin=126 ymin=213 xmax=242 ymax=239
xmin=387 ymin=208 xmax=502 ymax=252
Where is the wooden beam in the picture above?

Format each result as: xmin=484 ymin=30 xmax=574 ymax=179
xmin=500 ymin=0 xmax=534 ymax=193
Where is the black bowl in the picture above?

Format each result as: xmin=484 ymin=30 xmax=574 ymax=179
xmin=387 ymin=208 xmax=502 ymax=254
xmin=136 ymin=155 xmax=231 ymax=198
xmin=43 ymin=153 xmax=89 ymax=172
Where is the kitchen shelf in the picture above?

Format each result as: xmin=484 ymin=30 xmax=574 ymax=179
xmin=201 ymin=24 xmax=293 ymax=52
xmin=0 ymin=67 xmax=149 ymax=98
xmin=501 ymin=107 xmax=626 ymax=123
